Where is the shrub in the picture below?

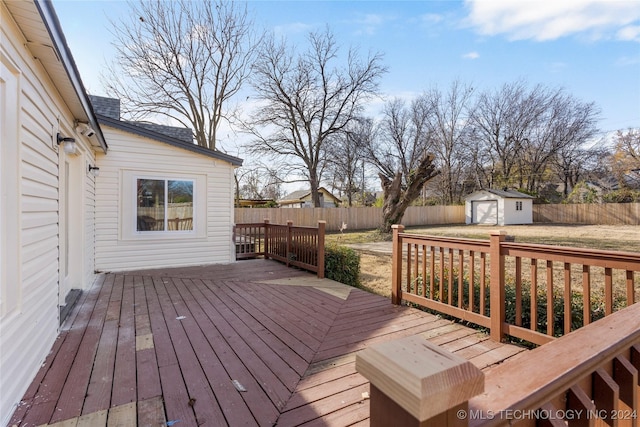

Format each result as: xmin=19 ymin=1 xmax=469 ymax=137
xmin=324 ymin=244 xmax=360 ymax=287
xmin=412 ymin=270 xmax=626 ymax=346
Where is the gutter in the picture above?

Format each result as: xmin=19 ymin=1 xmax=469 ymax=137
xmin=34 ymin=0 xmax=108 ymax=153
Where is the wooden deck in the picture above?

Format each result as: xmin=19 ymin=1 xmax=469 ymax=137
xmin=9 ymin=259 xmax=527 ymax=427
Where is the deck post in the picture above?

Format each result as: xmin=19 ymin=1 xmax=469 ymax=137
xmin=317 ymin=220 xmax=326 ymax=279
xmin=356 ymin=335 xmax=483 ymax=427
xmin=286 ymin=220 xmax=293 ymax=268
xmin=391 ymin=224 xmax=405 ymax=305
xmin=264 ymin=219 xmax=270 ymax=259
xmin=490 ymin=231 xmax=507 ymax=342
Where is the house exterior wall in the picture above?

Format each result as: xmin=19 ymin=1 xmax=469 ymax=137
xmin=0 ymin=5 xmax=97 ymax=422
xmin=95 ymin=126 xmax=236 ymax=272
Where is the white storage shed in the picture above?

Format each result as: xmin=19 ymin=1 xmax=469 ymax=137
xmin=465 ymin=189 xmax=534 ymax=225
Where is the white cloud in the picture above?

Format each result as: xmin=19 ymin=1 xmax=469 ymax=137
xmin=463 ymin=51 xmax=480 ymax=59
xmin=618 ymin=25 xmax=640 ymax=42
xmin=464 ymin=0 xmax=640 ymax=42
xmin=350 ymin=13 xmax=396 ymax=36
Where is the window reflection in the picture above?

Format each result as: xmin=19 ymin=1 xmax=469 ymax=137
xmin=136 ymin=179 xmax=193 ymax=231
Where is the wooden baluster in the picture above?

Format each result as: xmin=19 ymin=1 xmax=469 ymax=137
xmin=614 ymin=355 xmax=637 ymax=427
xmin=567 ymin=385 xmax=596 ymax=427
xmin=448 ymin=248 xmax=454 ymax=305
xmin=480 ymin=253 xmax=486 ymax=316
xmin=538 ymin=402 xmax=567 ymax=427
xmin=564 ymin=262 xmax=572 ymax=335
xmin=515 ymin=256 xmax=522 ymax=326
xmin=469 ymin=251 xmax=475 ymax=313
xmin=605 ymin=268 xmax=613 ymax=315
xmin=593 ymin=369 xmax=620 ymax=427
xmin=547 ymin=260 xmax=554 ymax=336
xmin=421 ymin=245 xmax=427 ymax=298
xmin=583 ymin=265 xmax=591 ymax=326
xmin=626 ymin=271 xmax=635 ymax=306
xmin=413 ymin=244 xmax=419 ymax=294
xmin=531 ymin=259 xmax=538 ymax=332
xmin=439 ymin=247 xmax=445 ymax=303
xmin=429 ymin=246 xmax=435 ymax=299
xmin=458 ymin=249 xmax=464 ymax=308
xmin=407 ymin=243 xmax=413 ymax=294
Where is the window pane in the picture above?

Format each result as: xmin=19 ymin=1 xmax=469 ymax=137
xmin=167 ymin=180 xmax=193 ymax=231
xmin=137 ymin=179 xmax=165 ymax=231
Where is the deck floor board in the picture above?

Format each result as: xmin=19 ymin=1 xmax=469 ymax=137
xmin=9 ymin=259 xmax=526 ymax=427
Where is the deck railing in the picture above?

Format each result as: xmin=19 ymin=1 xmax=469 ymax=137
xmin=357 ymin=302 xmax=640 ymax=427
xmin=391 ymin=224 xmax=640 ymax=345
xmin=233 ymin=220 xmax=325 ymax=278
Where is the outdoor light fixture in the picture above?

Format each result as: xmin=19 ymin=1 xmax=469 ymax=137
xmin=57 ymin=133 xmax=78 ymax=155
xmin=88 ymin=165 xmax=100 ymax=177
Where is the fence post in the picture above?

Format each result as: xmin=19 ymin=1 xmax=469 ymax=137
xmin=490 ymin=231 xmax=507 ymax=342
xmin=317 ymin=220 xmax=326 ymax=279
xmin=263 ymin=219 xmax=270 ymax=259
xmin=356 ymin=335 xmax=483 ymax=427
xmin=286 ymin=220 xmax=293 ymax=268
xmin=391 ymin=224 xmax=405 ymax=305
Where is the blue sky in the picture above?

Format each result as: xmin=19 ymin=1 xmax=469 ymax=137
xmin=53 ymin=0 xmax=640 ymax=141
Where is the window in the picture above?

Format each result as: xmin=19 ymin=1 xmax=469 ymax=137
xmin=515 ymin=201 xmax=523 ymax=211
xmin=136 ymin=178 xmax=194 ymax=232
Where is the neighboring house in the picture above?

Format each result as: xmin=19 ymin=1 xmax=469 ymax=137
xmin=279 ymin=187 xmax=341 ymax=208
xmin=0 ymin=1 xmax=242 ymax=423
xmin=465 ymin=189 xmax=534 ymax=225
xmin=90 ymin=96 xmax=242 ymax=272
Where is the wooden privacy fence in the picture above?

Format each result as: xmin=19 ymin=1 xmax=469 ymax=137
xmin=357 ymin=302 xmax=640 ymax=426
xmin=233 ymin=220 xmax=326 ymax=278
xmin=534 ymin=202 xmax=640 ymax=225
xmin=235 ymin=205 xmax=465 ymax=231
xmin=391 ymin=224 xmax=640 ymax=345
xmin=234 ymin=203 xmax=640 ymax=231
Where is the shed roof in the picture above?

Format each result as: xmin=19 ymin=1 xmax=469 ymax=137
xmin=466 ymin=189 xmax=534 ymax=199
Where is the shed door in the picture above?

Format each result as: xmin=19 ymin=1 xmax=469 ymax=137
xmin=472 ymin=200 xmax=498 ymax=225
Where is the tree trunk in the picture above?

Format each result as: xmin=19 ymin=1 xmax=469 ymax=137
xmin=379 ymin=154 xmax=440 ymax=233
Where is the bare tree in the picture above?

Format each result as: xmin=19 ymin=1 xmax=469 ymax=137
xmin=234 ymin=164 xmax=284 ymax=204
xmin=424 ymin=81 xmax=475 ymax=204
xmin=105 ymin=0 xmax=258 ymax=150
xmin=246 ymin=27 xmax=387 ymax=207
xmin=470 ymin=81 xmax=600 ymax=195
xmin=609 ymin=129 xmax=640 ymax=188
xmin=325 ymin=118 xmax=373 ymax=206
xmin=365 ymin=98 xmax=440 ymax=233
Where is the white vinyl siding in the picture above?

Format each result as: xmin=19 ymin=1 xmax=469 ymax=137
xmin=95 ymin=127 xmax=236 ymax=272
xmin=0 ymin=6 xmax=98 ymax=423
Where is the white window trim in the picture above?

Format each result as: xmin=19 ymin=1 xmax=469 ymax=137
xmin=121 ymin=170 xmax=207 ymax=241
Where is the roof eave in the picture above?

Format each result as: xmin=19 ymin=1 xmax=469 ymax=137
xmin=34 ymin=0 xmax=108 ymax=153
